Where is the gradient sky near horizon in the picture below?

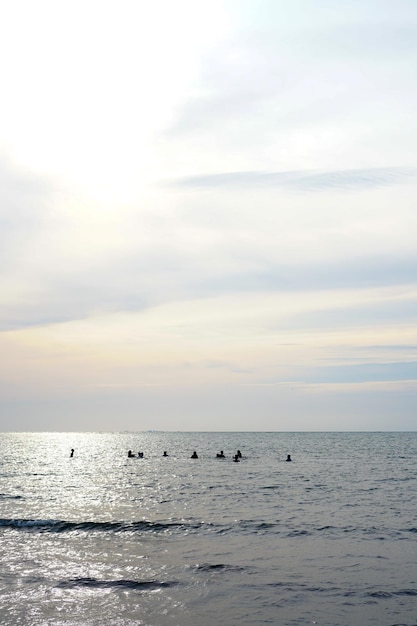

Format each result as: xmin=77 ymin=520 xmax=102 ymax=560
xmin=1 ymin=0 xmax=417 ymax=431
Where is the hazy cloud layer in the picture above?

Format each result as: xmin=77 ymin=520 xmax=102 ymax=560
xmin=0 ymin=1 xmax=417 ymax=430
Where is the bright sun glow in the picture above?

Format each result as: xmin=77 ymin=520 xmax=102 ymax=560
xmin=0 ymin=0 xmax=231 ymax=201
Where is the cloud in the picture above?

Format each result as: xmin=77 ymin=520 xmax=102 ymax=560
xmin=2 ymin=186 xmax=416 ymax=333
xmin=162 ymin=1 xmax=417 ymax=176
xmin=295 ymin=380 xmax=417 ymax=394
xmin=357 ymin=345 xmax=417 ymax=352
xmin=281 ymin=294 xmax=417 ymax=333
xmin=302 ymin=361 xmax=417 ymax=385
xmin=309 ymin=21 xmax=417 ymax=61
xmin=170 ymin=167 xmax=417 ymax=192
xmin=0 ymin=157 xmax=53 ymax=267
xmin=186 ymin=256 xmax=417 ymax=304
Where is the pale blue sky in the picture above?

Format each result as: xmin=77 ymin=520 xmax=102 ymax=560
xmin=0 ymin=0 xmax=416 ymax=431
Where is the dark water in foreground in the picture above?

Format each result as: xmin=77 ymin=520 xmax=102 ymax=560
xmin=0 ymin=431 xmax=416 ymax=626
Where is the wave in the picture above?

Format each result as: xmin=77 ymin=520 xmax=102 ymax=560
xmin=0 ymin=494 xmax=23 ymax=500
xmin=235 ymin=520 xmax=278 ymax=534
xmin=195 ymin=563 xmax=246 ymax=572
xmin=0 ymin=516 xmax=286 ymax=537
xmin=2 ymin=517 xmax=416 ymax=542
xmin=0 ymin=518 xmax=203 ymax=534
xmin=56 ymin=577 xmax=176 ymax=590
xmin=260 ymin=581 xmax=417 ymax=600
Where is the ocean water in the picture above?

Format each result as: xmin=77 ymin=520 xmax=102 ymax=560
xmin=0 ymin=432 xmax=416 ymax=626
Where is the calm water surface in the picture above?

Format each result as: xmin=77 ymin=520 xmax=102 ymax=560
xmin=0 ymin=432 xmax=416 ymax=625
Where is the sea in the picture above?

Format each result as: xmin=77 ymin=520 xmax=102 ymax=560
xmin=0 ymin=431 xmax=416 ymax=626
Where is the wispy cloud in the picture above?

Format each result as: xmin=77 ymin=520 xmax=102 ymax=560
xmin=171 ymin=167 xmax=417 ymax=192
xmin=297 ymin=380 xmax=417 ymax=394
xmin=302 ymin=361 xmax=417 ymax=384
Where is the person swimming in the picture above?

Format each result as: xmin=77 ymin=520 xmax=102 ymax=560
xmin=128 ymin=450 xmax=135 ymax=458
xmin=138 ymin=452 xmax=144 ymax=458
xmin=70 ymin=449 xmax=74 ymax=458
xmin=286 ymin=454 xmax=292 ymax=461
xmin=163 ymin=451 xmax=168 ymax=457
xmin=216 ymin=450 xmax=225 ymax=458
xmin=233 ymin=454 xmax=240 ymax=462
xmin=236 ymin=450 xmax=242 ymax=458
xmin=191 ymin=451 xmax=198 ymax=459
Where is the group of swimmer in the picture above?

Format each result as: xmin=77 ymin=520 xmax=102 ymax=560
xmin=126 ymin=449 xmax=292 ymax=461
xmin=190 ymin=449 xmax=242 ymax=461
xmin=70 ymin=448 xmax=292 ymax=461
xmin=128 ymin=450 xmax=144 ymax=458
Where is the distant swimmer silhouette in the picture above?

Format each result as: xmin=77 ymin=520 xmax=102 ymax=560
xmin=233 ymin=454 xmax=240 ymax=462
xmin=191 ymin=451 xmax=198 ymax=459
xmin=286 ymin=454 xmax=292 ymax=462
xmin=70 ymin=449 xmax=74 ymax=458
xmin=163 ymin=451 xmax=168 ymax=457
xmin=138 ymin=452 xmax=144 ymax=458
xmin=236 ymin=450 xmax=242 ymax=458
xmin=216 ymin=450 xmax=225 ymax=458
xmin=128 ymin=450 xmax=135 ymax=458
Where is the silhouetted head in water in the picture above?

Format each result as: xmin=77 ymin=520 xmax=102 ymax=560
xmin=128 ymin=450 xmax=135 ymax=457
xmin=70 ymin=449 xmax=74 ymax=458
xmin=163 ymin=451 xmax=168 ymax=456
xmin=216 ymin=450 xmax=225 ymax=458
xmin=138 ymin=452 xmax=144 ymax=458
xmin=236 ymin=450 xmax=242 ymax=458
xmin=233 ymin=454 xmax=240 ymax=462
xmin=286 ymin=454 xmax=292 ymax=462
xmin=191 ymin=451 xmax=198 ymax=459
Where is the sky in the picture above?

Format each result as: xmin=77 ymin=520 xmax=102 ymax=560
xmin=1 ymin=0 xmax=417 ymax=431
